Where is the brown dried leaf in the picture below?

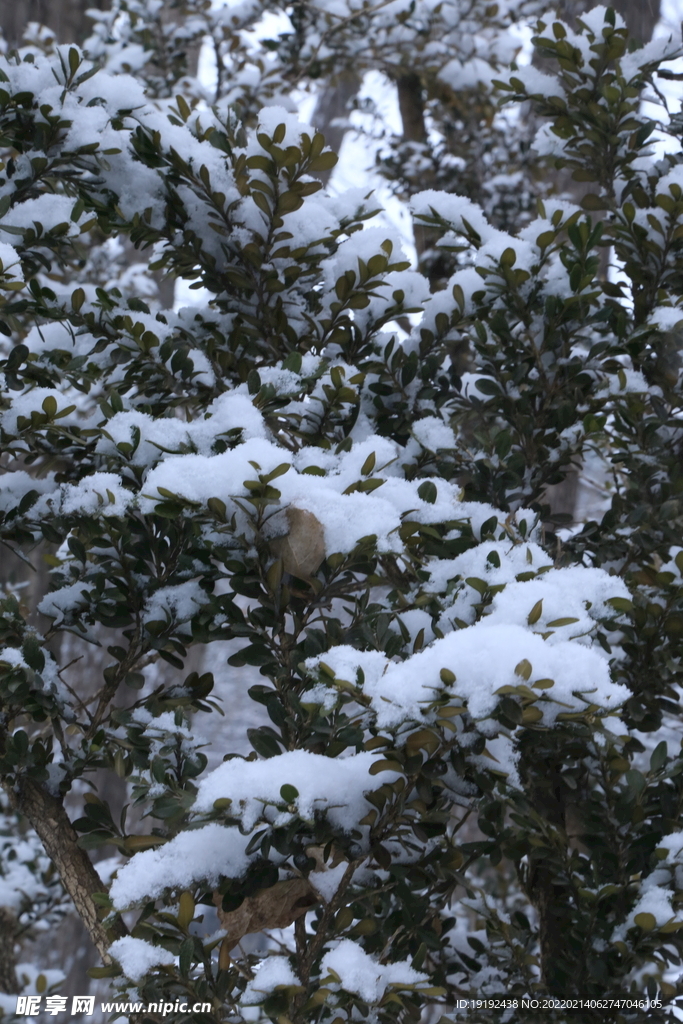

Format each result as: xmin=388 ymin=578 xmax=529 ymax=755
xmin=271 ymin=508 xmax=326 ymax=577
xmin=213 ymin=878 xmax=319 ymax=949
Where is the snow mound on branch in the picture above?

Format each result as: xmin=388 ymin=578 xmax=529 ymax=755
xmin=321 ymin=939 xmax=428 ymax=1003
xmin=194 ymin=750 xmax=401 ymax=831
xmin=96 ymin=392 xmax=267 ymax=467
xmin=243 ymin=958 xmax=301 ymax=1003
xmin=307 ymin=624 xmax=627 ymax=729
xmin=138 ymin=433 xmax=474 ymax=555
xmin=109 ymin=824 xmax=252 ymax=910
xmin=306 ymin=563 xmax=630 ymax=729
xmin=483 ymin=565 xmax=630 ymax=642
xmin=109 ymin=937 xmax=176 ymax=981
xmin=0 ymin=470 xmax=57 ymax=514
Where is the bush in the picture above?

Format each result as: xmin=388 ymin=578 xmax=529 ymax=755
xmin=0 ymin=5 xmax=682 ymax=1022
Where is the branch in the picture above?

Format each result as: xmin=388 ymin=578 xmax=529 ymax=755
xmin=0 ymin=908 xmax=19 ymax=994
xmin=12 ymin=778 xmax=126 ymax=963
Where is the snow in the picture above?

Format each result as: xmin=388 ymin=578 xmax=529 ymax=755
xmin=627 ymin=885 xmax=676 ymax=928
xmin=395 ymin=608 xmax=436 ymax=646
xmin=411 ymin=190 xmax=495 ymax=244
xmin=0 ymin=470 xmax=57 ymax=514
xmin=275 ymin=480 xmax=404 ymax=556
xmin=309 ymin=862 xmax=350 ymax=903
xmin=482 ymin=565 xmax=631 ymax=644
xmin=620 ymin=30 xmax=681 ymax=82
xmin=255 ymin=105 xmax=313 ymax=147
xmin=426 ymin=540 xmax=550 ymax=595
xmin=321 ymin=939 xmax=428 ymax=1003
xmin=612 ymin=864 xmax=683 ymax=941
xmin=0 ymin=388 xmax=83 ymax=435
xmin=23 ymin=321 xmax=98 ymax=362
xmin=439 ymin=56 xmax=496 ymax=91
xmin=139 ymin=430 xmax=492 ymax=556
xmin=109 ymin=824 xmax=253 ymax=909
xmin=507 ymin=65 xmax=567 ymax=101
xmin=144 ymin=581 xmax=211 ymax=626
xmin=243 ymin=958 xmax=301 ymax=1003
xmin=412 ymin=416 xmax=456 ymax=452
xmin=0 ymin=837 xmax=50 ymax=912
xmin=306 ymin=556 xmax=631 ymax=730
xmin=58 ymin=473 xmax=133 ymax=517
xmin=578 ymin=5 xmax=626 ymax=34
xmin=411 ymin=188 xmax=537 ymax=271
xmin=97 ymin=392 xmax=267 ymax=467
xmin=109 ymin=937 xmax=176 ymax=982
xmin=649 ymin=306 xmax=683 ymax=331
xmin=140 ymin=439 xmax=286 ymax=509
xmin=0 ymin=242 xmax=22 ymax=278
xmin=194 ymin=749 xmax=401 ymax=832
xmin=0 ymin=194 xmax=85 ymax=238
xmin=532 ymin=122 xmax=570 ymax=159
xmin=0 ymin=648 xmax=29 ymax=671
xmin=38 ymin=581 xmax=95 ymax=624
xmin=6 ymin=963 xmax=65 ymax=1003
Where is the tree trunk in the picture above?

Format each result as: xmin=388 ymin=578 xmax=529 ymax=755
xmin=0 ymin=0 xmax=109 ymax=47
xmin=397 ymin=73 xmax=435 ymax=261
xmin=0 ymin=908 xmax=19 ymax=994
xmin=11 ymin=778 xmax=126 ymax=963
xmin=554 ymin=0 xmax=659 ymax=38
xmin=310 ymin=69 xmax=361 ymax=186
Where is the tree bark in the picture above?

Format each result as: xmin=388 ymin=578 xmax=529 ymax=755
xmin=554 ymin=0 xmax=660 ymax=39
xmin=579 ymin=0 xmax=659 ymax=43
xmin=310 ymin=69 xmax=361 ymax=186
xmin=397 ymin=72 xmax=435 ymax=262
xmin=0 ymin=908 xmax=19 ymax=994
xmin=0 ymin=0 xmax=109 ymax=47
xmin=12 ymin=778 xmax=125 ymax=963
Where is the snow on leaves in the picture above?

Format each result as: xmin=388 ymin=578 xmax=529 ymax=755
xmin=2 ymin=4 xmax=682 ymax=1019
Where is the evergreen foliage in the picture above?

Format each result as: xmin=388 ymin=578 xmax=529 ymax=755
xmin=0 ymin=3 xmax=682 ymax=1022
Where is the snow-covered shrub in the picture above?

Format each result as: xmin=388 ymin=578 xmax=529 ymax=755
xmin=0 ymin=4 xmax=682 ymax=1022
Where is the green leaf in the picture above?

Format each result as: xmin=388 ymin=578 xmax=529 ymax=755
xmin=527 ymin=599 xmax=543 ymax=625
xmin=308 ymin=150 xmax=338 ymax=172
xmin=500 ymin=247 xmax=516 ymax=267
xmin=361 ymin=451 xmax=376 ymax=476
xmin=88 ymin=966 xmax=121 ymax=979
xmin=265 ymin=462 xmax=291 ymax=482
xmin=625 ymin=769 xmax=646 ymax=797
xmin=418 ymin=480 xmax=438 ymax=504
xmin=650 ymin=740 xmax=668 ymax=773
xmin=122 ymin=835 xmax=166 ymax=851
xmin=282 ymin=351 xmax=302 ymax=373
xmin=179 ymin=936 xmax=194 ymax=975
xmin=248 ymin=728 xmax=281 ymax=759
xmin=581 ymin=193 xmax=609 ymax=211
xmin=178 ymin=891 xmax=195 ymax=929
